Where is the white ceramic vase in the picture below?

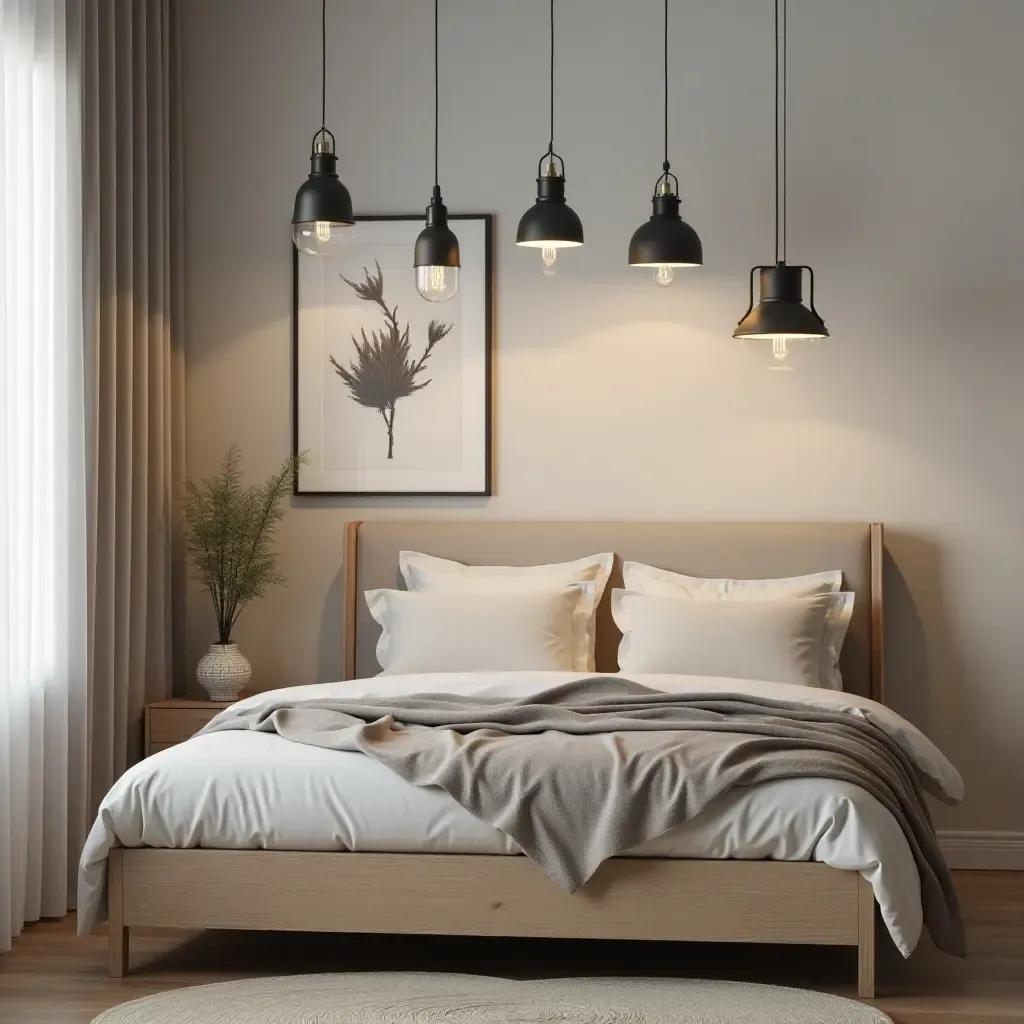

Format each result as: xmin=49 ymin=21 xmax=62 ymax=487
xmin=196 ymin=643 xmax=251 ymax=701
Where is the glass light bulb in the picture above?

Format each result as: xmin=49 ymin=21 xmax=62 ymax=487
xmin=654 ymin=265 xmax=674 ymax=287
xmin=541 ymin=246 xmax=557 ymax=277
xmin=416 ymin=264 xmax=459 ymax=303
xmin=292 ymin=222 xmax=349 ymax=257
xmin=772 ymin=336 xmax=789 ymax=362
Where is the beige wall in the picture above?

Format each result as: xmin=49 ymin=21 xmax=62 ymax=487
xmin=181 ymin=0 xmax=1024 ymax=834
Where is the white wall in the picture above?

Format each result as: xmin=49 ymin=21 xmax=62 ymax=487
xmin=181 ymin=0 xmax=1024 ymax=834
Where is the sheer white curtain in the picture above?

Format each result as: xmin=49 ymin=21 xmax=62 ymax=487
xmin=0 ymin=0 xmax=89 ymax=951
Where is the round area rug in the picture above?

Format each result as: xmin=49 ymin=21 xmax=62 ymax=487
xmin=92 ymin=973 xmax=892 ymax=1024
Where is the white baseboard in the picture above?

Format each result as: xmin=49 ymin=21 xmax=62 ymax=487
xmin=938 ymin=830 xmax=1024 ymax=870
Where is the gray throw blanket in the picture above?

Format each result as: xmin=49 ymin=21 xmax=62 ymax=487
xmin=201 ymin=676 xmax=965 ymax=957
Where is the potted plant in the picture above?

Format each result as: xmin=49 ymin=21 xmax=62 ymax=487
xmin=183 ymin=446 xmax=306 ymax=700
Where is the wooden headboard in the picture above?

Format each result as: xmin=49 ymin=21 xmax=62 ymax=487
xmin=342 ymin=521 xmax=884 ymax=703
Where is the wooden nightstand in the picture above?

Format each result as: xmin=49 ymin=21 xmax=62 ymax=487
xmin=144 ymin=698 xmax=233 ymax=756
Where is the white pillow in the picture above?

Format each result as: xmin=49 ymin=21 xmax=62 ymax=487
xmin=622 ymin=562 xmax=853 ymax=691
xmin=399 ymin=550 xmax=614 ymax=672
xmin=365 ymin=588 xmax=579 ymax=675
xmin=612 ymin=590 xmax=834 ymax=688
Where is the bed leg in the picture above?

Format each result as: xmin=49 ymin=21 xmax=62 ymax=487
xmin=108 ymin=848 xmax=129 ymax=978
xmin=857 ymin=874 xmax=876 ymax=999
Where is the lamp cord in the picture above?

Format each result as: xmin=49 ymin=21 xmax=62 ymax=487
xmin=547 ymin=0 xmax=554 ymax=157
xmin=663 ymin=0 xmax=669 ymax=172
xmin=774 ymin=0 xmax=788 ymax=264
xmin=320 ymin=0 xmax=326 ymax=132
xmin=782 ymin=0 xmax=787 ymax=263
xmin=434 ymin=0 xmax=439 ymax=187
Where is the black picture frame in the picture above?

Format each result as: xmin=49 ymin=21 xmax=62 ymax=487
xmin=292 ymin=214 xmax=493 ymax=497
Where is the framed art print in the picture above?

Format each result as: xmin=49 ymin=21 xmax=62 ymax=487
xmin=293 ymin=214 xmax=492 ymax=495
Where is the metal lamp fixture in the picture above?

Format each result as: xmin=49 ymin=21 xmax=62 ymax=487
xmin=414 ymin=0 xmax=460 ymax=302
xmin=516 ymin=0 xmax=583 ymax=277
xmin=292 ymin=0 xmax=354 ymax=257
xmin=628 ymin=0 xmax=702 ymax=286
xmin=733 ymin=0 xmax=827 ymax=363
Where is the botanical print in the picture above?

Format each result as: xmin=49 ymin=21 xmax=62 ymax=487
xmin=329 ymin=261 xmax=452 ymax=460
xmin=294 ymin=214 xmax=490 ymax=495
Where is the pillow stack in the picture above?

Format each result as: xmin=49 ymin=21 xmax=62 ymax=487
xmin=613 ymin=564 xmax=855 ymax=690
xmin=366 ymin=551 xmax=614 ymax=675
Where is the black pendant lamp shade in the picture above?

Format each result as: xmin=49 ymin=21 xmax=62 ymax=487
xmin=628 ymin=0 xmax=702 ymax=286
xmin=628 ymin=179 xmax=703 ymax=285
xmin=517 ymin=157 xmax=584 ymax=248
xmin=292 ymin=0 xmax=354 ymax=257
xmin=516 ymin=0 xmax=583 ymax=276
xmin=733 ymin=0 xmax=827 ymax=356
xmin=734 ymin=263 xmax=826 ymax=339
xmin=414 ymin=0 xmax=460 ymax=302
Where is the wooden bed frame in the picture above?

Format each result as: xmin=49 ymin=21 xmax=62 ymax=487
xmin=108 ymin=521 xmax=885 ymax=998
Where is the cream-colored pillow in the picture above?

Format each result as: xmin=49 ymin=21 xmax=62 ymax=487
xmin=622 ymin=562 xmax=853 ymax=690
xmin=365 ymin=588 xmax=580 ymax=675
xmin=612 ymin=590 xmax=833 ymax=688
xmin=399 ymin=550 xmax=614 ymax=672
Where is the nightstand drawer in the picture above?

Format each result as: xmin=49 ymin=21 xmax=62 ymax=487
xmin=144 ymin=699 xmax=232 ymax=756
xmin=148 ymin=708 xmax=220 ymax=744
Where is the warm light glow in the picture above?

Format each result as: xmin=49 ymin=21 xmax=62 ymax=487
xmin=415 ymin=264 xmax=459 ymax=303
xmin=541 ymin=246 xmax=557 ymax=277
xmin=654 ymin=265 xmax=674 ymax=287
xmin=315 ymin=220 xmax=332 ymax=243
xmin=772 ymin=336 xmax=789 ymax=362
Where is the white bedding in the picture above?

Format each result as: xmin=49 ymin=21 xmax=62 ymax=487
xmin=78 ymin=671 xmax=962 ymax=956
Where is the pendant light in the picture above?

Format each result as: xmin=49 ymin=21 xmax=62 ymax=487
xmin=516 ymin=0 xmax=583 ymax=277
xmin=733 ymin=0 xmax=827 ymax=362
xmin=628 ymin=0 xmax=702 ymax=286
xmin=292 ymin=0 xmax=354 ymax=257
xmin=414 ymin=0 xmax=460 ymax=302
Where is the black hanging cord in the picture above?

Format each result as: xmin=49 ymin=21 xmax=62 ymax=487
xmin=320 ymin=0 xmax=327 ymax=132
xmin=782 ymin=0 xmax=787 ymax=263
xmin=663 ymin=0 xmax=669 ymax=170
xmin=547 ymin=0 xmax=555 ymax=158
xmin=434 ymin=0 xmax=439 ymax=187
xmin=655 ymin=0 xmax=677 ymax=196
xmin=774 ymin=0 xmax=780 ymax=263
xmin=312 ymin=0 xmax=335 ymax=154
xmin=773 ymin=0 xmax=788 ymax=263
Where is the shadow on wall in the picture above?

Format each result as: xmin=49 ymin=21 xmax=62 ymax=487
xmin=882 ymin=534 xmax=936 ymax=736
xmin=883 ymin=529 xmax=1006 ymax=823
xmin=318 ymin=566 xmax=346 ymax=683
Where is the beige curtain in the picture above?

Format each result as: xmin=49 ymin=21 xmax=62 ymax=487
xmin=82 ymin=0 xmax=185 ymax=817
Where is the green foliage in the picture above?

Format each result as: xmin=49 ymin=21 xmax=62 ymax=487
xmin=329 ymin=261 xmax=453 ymax=459
xmin=183 ymin=446 xmax=308 ymax=644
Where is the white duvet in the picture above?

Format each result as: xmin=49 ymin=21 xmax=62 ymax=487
xmin=78 ymin=671 xmax=962 ymax=956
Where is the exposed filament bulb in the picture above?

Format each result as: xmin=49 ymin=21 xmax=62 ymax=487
xmin=541 ymin=246 xmax=557 ymax=277
xmin=315 ymin=221 xmax=332 ymax=243
xmin=772 ymin=336 xmax=790 ymax=362
xmin=654 ymin=265 xmax=674 ymax=287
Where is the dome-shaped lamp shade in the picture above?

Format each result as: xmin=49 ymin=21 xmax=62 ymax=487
xmin=292 ymin=148 xmax=355 ymax=258
xmin=733 ymin=264 xmax=828 ymax=340
xmin=516 ymin=172 xmax=584 ymax=248
xmin=517 ymin=168 xmax=582 ymax=277
xmin=414 ymin=187 xmax=460 ymax=303
xmin=628 ymin=195 xmax=702 ymax=268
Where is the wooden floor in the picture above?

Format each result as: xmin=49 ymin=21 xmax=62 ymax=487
xmin=0 ymin=871 xmax=1021 ymax=1023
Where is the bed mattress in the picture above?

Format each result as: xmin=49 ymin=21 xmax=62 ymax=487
xmin=78 ymin=671 xmax=962 ymax=957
